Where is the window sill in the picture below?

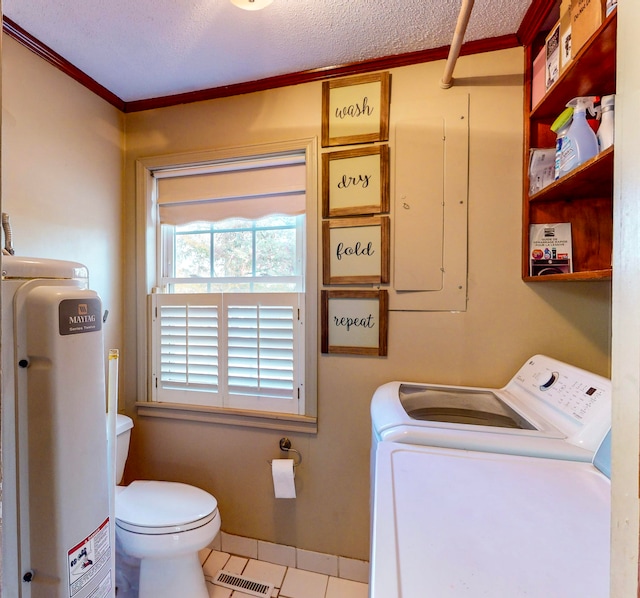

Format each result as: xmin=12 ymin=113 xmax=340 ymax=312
xmin=135 ymin=401 xmax=318 ymax=434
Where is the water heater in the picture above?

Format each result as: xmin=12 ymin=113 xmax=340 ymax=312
xmin=1 ymin=256 xmax=114 ymax=597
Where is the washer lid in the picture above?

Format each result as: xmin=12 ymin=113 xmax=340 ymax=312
xmin=398 ymin=385 xmax=535 ymax=429
xmin=116 ymin=480 xmax=217 ymax=528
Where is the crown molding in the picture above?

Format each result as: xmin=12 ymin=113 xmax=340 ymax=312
xmin=3 ymin=15 xmax=521 ymax=114
xmin=3 ymin=16 xmax=126 ymax=111
xmin=125 ymin=34 xmax=519 ymax=113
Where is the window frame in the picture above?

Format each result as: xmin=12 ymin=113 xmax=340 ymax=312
xmin=135 ymin=139 xmax=318 ymax=432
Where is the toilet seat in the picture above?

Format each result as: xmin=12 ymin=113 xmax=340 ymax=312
xmin=116 ymin=510 xmax=219 ymax=535
xmin=116 ymin=480 xmax=218 ymax=535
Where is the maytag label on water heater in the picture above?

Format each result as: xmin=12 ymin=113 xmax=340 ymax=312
xmin=59 ymin=298 xmax=102 ymax=335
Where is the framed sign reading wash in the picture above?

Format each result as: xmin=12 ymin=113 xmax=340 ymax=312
xmin=321 ymin=289 xmax=388 ymax=356
xmin=321 ymin=72 xmax=391 ymax=147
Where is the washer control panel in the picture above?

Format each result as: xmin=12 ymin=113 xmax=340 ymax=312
xmin=512 ymin=356 xmax=610 ymax=425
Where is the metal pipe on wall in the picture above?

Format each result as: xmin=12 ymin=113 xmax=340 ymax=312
xmin=440 ymin=0 xmax=475 ymax=89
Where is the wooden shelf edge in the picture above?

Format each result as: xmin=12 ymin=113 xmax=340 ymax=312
xmin=523 ymin=269 xmax=612 ymax=282
xmin=528 ymin=146 xmax=614 ymax=203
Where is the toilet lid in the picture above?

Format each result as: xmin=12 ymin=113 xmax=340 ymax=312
xmin=116 ymin=480 xmax=218 ymax=528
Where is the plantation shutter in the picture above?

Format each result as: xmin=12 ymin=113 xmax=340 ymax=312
xmin=151 ymin=293 xmax=222 ymax=407
xmin=151 ymin=293 xmax=302 ymax=412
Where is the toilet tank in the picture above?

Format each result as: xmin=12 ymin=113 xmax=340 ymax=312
xmin=116 ymin=414 xmax=134 ymax=484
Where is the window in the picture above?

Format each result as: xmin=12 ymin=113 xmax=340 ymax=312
xmin=136 ymin=140 xmax=317 ymax=425
xmin=164 ymin=215 xmax=303 ymax=293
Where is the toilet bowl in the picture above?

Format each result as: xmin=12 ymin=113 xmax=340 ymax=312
xmin=115 ymin=415 xmax=220 ymax=598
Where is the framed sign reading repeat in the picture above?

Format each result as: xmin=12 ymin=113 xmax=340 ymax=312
xmin=321 ymin=72 xmax=391 ymax=147
xmin=321 ymin=290 xmax=388 ymax=356
xmin=322 ymin=145 xmax=390 ymax=218
xmin=322 ymin=216 xmax=390 ymax=285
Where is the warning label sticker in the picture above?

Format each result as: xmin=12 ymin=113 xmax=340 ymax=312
xmin=67 ymin=518 xmax=111 ymax=597
xmin=86 ymin=570 xmax=112 ymax=598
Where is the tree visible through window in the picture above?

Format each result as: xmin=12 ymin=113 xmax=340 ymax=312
xmin=170 ymin=216 xmax=301 ymax=293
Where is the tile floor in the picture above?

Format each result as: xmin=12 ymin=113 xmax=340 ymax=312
xmin=199 ymin=533 xmax=369 ymax=598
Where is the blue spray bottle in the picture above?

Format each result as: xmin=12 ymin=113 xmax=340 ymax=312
xmin=551 ymin=106 xmax=573 ymax=181
xmin=557 ymin=96 xmax=599 ymax=178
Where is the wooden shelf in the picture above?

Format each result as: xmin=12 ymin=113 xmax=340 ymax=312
xmin=522 ymin=7 xmax=616 ymax=282
xmin=531 ymin=11 xmax=617 ymax=120
xmin=524 ymin=269 xmax=612 ymax=283
xmin=529 ymin=146 xmax=614 ymax=203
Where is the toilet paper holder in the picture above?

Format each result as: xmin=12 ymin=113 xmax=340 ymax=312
xmin=268 ymin=437 xmax=302 ymax=468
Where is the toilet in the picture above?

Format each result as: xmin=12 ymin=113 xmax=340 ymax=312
xmin=115 ymin=414 xmax=220 ymax=598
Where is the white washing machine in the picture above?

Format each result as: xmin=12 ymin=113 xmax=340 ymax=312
xmin=371 ymin=354 xmax=611 ymax=461
xmin=370 ymin=433 xmax=611 ymax=597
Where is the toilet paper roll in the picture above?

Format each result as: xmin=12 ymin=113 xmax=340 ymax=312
xmin=271 ymin=459 xmax=296 ymax=499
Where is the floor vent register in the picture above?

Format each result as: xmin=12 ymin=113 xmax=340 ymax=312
xmin=209 ymin=570 xmax=275 ymax=598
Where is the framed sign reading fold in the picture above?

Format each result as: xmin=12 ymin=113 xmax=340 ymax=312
xmin=322 ymin=145 xmax=390 ymax=218
xmin=322 ymin=216 xmax=390 ymax=285
xmin=321 ymin=289 xmax=388 ymax=356
xmin=321 ymin=72 xmax=391 ymax=147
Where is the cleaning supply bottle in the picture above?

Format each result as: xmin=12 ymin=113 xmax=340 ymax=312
xmin=597 ymin=94 xmax=615 ymax=152
xmin=557 ymin=96 xmax=599 ymax=177
xmin=551 ymin=106 xmax=573 ymax=180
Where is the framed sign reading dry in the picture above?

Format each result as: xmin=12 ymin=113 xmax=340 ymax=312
xmin=321 ymin=289 xmax=388 ymax=356
xmin=321 ymin=72 xmax=391 ymax=147
xmin=322 ymin=145 xmax=390 ymax=218
xmin=322 ymin=216 xmax=390 ymax=285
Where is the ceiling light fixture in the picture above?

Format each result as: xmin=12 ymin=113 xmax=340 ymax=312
xmin=230 ymin=0 xmax=273 ymax=10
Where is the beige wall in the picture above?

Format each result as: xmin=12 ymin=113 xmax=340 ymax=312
xmin=123 ymin=47 xmax=612 ymax=561
xmin=1 ymin=35 xmax=124 ymax=357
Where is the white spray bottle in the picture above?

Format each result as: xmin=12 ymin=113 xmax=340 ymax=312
xmin=557 ymin=96 xmax=599 ymax=177
xmin=597 ymin=94 xmax=615 ymax=152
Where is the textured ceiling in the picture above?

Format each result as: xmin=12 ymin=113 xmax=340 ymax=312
xmin=4 ymin=0 xmax=533 ymax=103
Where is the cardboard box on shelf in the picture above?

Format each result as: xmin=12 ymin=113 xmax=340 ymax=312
xmin=560 ymin=0 xmax=573 ymax=72
xmin=545 ymin=22 xmax=561 ymax=90
xmin=571 ymin=0 xmax=604 ymax=57
xmin=528 ymin=148 xmax=555 ymax=195
xmin=532 ymin=47 xmax=546 ymax=107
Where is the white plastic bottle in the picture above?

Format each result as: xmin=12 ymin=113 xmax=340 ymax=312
xmin=597 ymin=94 xmax=615 ymax=152
xmin=558 ymin=96 xmax=599 ymax=177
